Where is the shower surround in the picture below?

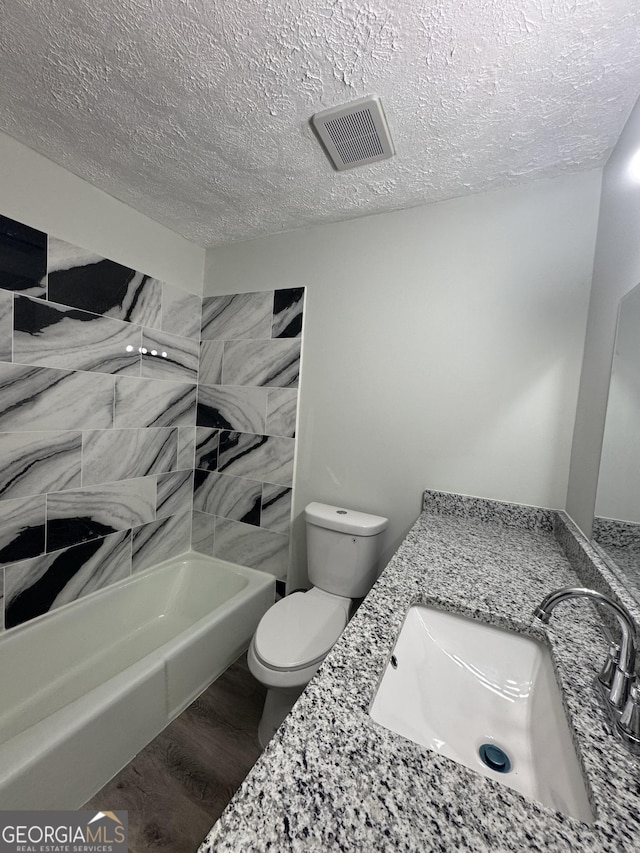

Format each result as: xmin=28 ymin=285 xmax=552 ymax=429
xmin=0 ymin=214 xmax=201 ymax=630
xmin=192 ymin=288 xmax=304 ymax=581
xmin=0 ymin=212 xmax=303 ymax=632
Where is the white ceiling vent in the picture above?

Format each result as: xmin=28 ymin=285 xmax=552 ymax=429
xmin=312 ymin=96 xmax=395 ymax=172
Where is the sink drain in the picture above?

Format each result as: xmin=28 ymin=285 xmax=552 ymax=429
xmin=479 ymin=743 xmax=512 ymax=773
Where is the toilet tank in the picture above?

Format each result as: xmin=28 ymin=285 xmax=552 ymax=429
xmin=304 ymin=502 xmax=388 ymax=598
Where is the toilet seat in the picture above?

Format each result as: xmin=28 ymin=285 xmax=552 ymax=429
xmin=253 ymin=591 xmax=349 ymax=672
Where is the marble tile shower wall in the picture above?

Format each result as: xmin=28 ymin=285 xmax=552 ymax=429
xmin=192 ymin=288 xmax=304 ymax=581
xmin=0 ymin=214 xmax=202 ymax=630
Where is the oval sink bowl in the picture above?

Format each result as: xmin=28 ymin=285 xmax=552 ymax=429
xmin=369 ymin=605 xmax=593 ymax=822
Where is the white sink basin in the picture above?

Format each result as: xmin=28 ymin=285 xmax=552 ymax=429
xmin=369 ymin=605 xmax=593 ymax=822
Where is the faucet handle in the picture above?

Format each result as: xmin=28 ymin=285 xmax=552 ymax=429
xmin=618 ymin=681 xmax=640 ymax=745
xmin=599 ymin=641 xmax=622 ymax=690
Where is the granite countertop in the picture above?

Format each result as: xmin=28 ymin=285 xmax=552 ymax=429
xmin=199 ymin=492 xmax=640 ymax=852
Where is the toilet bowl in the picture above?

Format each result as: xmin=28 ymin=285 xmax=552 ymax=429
xmin=247 ymin=587 xmax=350 ymax=744
xmin=248 ymin=502 xmax=388 ymax=747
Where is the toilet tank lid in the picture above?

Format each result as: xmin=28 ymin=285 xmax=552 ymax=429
xmin=304 ymin=502 xmax=388 ymax=536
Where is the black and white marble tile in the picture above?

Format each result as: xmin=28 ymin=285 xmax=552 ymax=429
xmin=161 ymin=283 xmax=201 ymax=338
xmin=0 ymin=289 xmax=13 ymax=362
xmin=222 ymin=339 xmax=300 ymax=388
xmin=13 ymin=295 xmax=142 ymax=375
xmin=4 ymin=530 xmax=131 ymax=629
xmin=261 ymin=484 xmax=292 ymax=535
xmin=114 ymin=376 xmax=197 ymax=428
xmin=156 ymin=470 xmax=193 ymax=519
xmin=0 ymin=430 xmax=81 ymax=501
xmin=272 ymin=287 xmax=304 ymax=338
xmin=195 ymin=286 xmax=302 ymax=565
xmin=131 ymin=511 xmax=191 ymax=574
xmin=191 ymin=510 xmax=215 ymax=556
xmin=0 ymin=363 xmax=114 ymax=431
xmin=141 ymin=327 xmax=198 ymax=384
xmin=82 ymin=428 xmax=178 ymax=486
xmin=197 ymin=385 xmax=267 ymax=433
xmin=177 ymin=426 xmax=196 ymax=471
xmin=193 ymin=470 xmax=262 ymax=526
xmin=199 ymin=340 xmax=224 ymax=387
xmin=217 ymin=431 xmax=294 ymax=486
xmin=0 ymin=215 xmax=46 ymax=297
xmin=213 ymin=517 xmax=289 ymax=578
xmin=195 ymin=427 xmax=219 ymax=471
xmin=47 ymin=237 xmax=162 ymax=328
xmin=266 ymin=389 xmax=298 ymax=437
xmin=46 ymin=477 xmax=156 ymax=552
xmin=0 ymin=494 xmax=46 ymax=565
xmin=201 ymin=292 xmax=273 ymax=341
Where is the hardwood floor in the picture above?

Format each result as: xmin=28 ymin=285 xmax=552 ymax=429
xmin=85 ymin=655 xmax=266 ymax=853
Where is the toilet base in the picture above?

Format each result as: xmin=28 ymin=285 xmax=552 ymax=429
xmin=258 ymin=686 xmax=305 ymax=748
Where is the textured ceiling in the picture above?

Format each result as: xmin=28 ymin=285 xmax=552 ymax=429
xmin=1 ymin=0 xmax=639 ymax=247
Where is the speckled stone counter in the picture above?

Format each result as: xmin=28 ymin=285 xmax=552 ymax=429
xmin=199 ymin=492 xmax=640 ymax=852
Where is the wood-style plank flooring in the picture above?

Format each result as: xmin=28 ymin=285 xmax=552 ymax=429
xmin=85 ymin=655 xmax=266 ymax=853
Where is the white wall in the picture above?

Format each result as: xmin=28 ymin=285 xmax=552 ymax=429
xmin=0 ymin=132 xmax=204 ymax=293
xmin=595 ymin=283 xmax=640 ymax=523
xmin=206 ymin=171 xmax=601 ymax=589
xmin=566 ymin=95 xmax=640 ymax=534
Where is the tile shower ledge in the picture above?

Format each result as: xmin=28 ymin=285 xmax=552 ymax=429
xmin=200 ymin=499 xmax=640 ymax=852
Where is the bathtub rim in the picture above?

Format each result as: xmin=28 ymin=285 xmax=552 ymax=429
xmin=0 ymin=547 xmax=275 ymax=641
xmin=0 ymin=550 xmax=276 ymax=809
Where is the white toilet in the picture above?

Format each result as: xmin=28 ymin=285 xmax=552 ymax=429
xmin=248 ymin=501 xmax=388 ymax=747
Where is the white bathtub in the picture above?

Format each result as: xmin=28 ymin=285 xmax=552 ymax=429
xmin=0 ymin=551 xmax=275 ymax=809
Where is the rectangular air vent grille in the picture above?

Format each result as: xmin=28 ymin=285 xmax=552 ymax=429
xmin=325 ymin=109 xmax=384 ymax=164
xmin=312 ymin=96 xmax=395 ymax=172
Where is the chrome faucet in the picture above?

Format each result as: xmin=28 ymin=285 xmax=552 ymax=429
xmin=534 ymin=586 xmax=640 ymax=751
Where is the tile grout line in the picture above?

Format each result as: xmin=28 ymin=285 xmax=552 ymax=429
xmin=10 ymin=292 xmax=14 ymax=365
